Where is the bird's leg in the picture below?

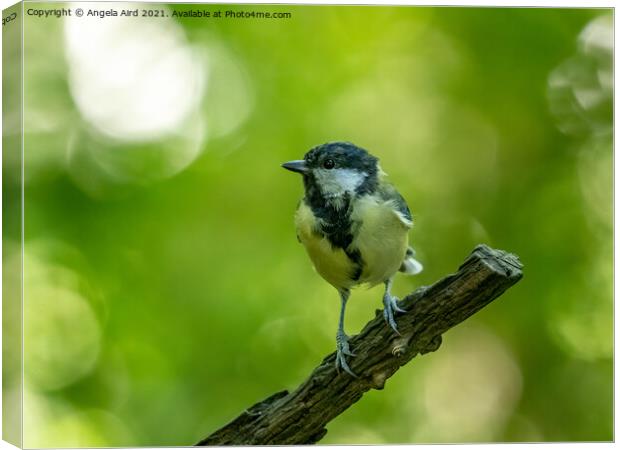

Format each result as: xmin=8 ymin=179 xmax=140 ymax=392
xmin=383 ymin=277 xmax=405 ymax=334
xmin=335 ymin=289 xmax=357 ymax=377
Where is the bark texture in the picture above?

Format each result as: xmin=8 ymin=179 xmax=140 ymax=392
xmin=197 ymin=244 xmax=523 ymax=446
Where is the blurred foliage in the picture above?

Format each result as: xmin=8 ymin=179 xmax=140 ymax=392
xmin=2 ymin=3 xmax=23 ymax=446
xmin=3 ymin=3 xmax=612 ymax=446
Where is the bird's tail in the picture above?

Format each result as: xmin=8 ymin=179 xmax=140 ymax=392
xmin=399 ymin=247 xmax=423 ymax=275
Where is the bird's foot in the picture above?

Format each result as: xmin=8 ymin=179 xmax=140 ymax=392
xmin=383 ymin=294 xmax=405 ymax=335
xmin=335 ymin=330 xmax=357 ymax=377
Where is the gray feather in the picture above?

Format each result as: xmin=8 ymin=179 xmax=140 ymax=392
xmin=378 ymin=183 xmax=412 ymax=222
xmin=400 ymin=246 xmax=423 ymax=275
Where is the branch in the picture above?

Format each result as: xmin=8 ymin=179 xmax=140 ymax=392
xmin=196 ymin=244 xmax=523 ymax=446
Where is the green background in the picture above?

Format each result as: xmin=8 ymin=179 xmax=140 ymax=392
xmin=3 ymin=3 xmax=613 ymax=446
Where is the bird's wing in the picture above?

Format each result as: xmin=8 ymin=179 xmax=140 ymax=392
xmin=378 ymin=183 xmax=413 ymax=229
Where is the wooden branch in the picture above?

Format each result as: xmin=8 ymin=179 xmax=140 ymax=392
xmin=196 ymin=244 xmax=523 ymax=446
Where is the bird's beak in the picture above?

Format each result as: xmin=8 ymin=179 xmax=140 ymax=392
xmin=281 ymin=160 xmax=308 ymax=174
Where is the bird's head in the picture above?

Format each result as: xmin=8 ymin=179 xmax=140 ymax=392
xmin=282 ymin=142 xmax=379 ymax=199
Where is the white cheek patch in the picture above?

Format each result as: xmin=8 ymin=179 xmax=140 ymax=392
xmin=315 ymin=168 xmax=368 ymax=197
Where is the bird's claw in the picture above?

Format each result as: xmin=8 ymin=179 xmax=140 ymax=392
xmin=335 ymin=331 xmax=357 ymax=377
xmin=383 ymin=294 xmax=404 ymax=335
xmin=392 ymin=301 xmax=406 ymax=314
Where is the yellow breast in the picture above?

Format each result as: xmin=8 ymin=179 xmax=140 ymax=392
xmin=350 ymin=195 xmax=409 ymax=286
xmin=295 ymin=202 xmax=356 ymax=290
xmin=294 ymin=195 xmax=410 ymax=290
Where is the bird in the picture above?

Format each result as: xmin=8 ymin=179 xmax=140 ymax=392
xmin=282 ymin=141 xmax=423 ymax=376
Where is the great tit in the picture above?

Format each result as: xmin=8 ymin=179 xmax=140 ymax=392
xmin=282 ymin=141 xmax=423 ymax=376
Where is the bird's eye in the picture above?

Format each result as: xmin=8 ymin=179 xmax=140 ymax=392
xmin=323 ymin=159 xmax=335 ymax=169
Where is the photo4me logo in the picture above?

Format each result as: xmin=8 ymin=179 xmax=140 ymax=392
xmin=2 ymin=11 xmax=17 ymax=26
